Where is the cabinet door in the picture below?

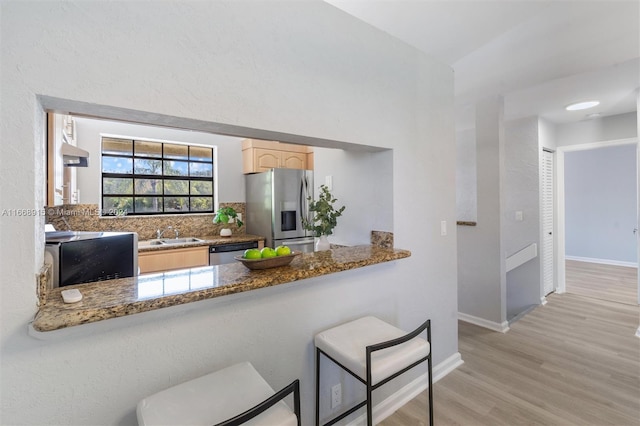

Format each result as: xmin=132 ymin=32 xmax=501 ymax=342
xmin=139 ymin=246 xmax=209 ymax=274
xmin=253 ymin=148 xmax=281 ymax=172
xmin=47 ymin=113 xmax=79 ymax=205
xmin=242 ymin=142 xmax=313 ymax=174
xmin=281 ymin=151 xmax=307 ymax=170
xmin=306 ymin=152 xmax=314 ymax=170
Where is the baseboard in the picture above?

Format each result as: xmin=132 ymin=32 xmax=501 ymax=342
xmin=565 ymin=255 xmax=637 ymax=268
xmin=508 ymin=305 xmax=537 ymax=325
xmin=458 ymin=312 xmax=510 ymax=333
xmin=345 ymin=352 xmax=463 ymax=426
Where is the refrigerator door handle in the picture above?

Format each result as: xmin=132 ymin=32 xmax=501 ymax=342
xmin=300 ymin=175 xmax=308 ymax=228
xmin=279 ymin=238 xmax=315 ymax=246
xmin=299 ymin=177 xmax=304 ymax=227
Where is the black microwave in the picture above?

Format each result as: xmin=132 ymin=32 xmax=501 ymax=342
xmin=45 ymin=231 xmax=138 ymax=288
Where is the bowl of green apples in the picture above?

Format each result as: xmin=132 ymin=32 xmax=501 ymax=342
xmin=234 ymin=245 xmax=300 ymax=270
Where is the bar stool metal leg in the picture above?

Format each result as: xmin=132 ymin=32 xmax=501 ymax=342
xmin=366 ymin=347 xmax=373 ymax=426
xmin=316 ymin=347 xmax=321 ymax=426
xmin=427 ymin=321 xmax=433 ymax=425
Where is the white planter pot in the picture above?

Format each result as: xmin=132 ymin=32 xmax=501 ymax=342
xmin=220 ymin=228 xmax=232 ymax=237
xmin=315 ymin=235 xmax=330 ymax=251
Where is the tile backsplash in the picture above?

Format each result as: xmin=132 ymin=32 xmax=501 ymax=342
xmin=45 ymin=203 xmax=246 ymax=240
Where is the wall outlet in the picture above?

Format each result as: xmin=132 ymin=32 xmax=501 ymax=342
xmin=331 ymin=383 xmax=342 ymax=409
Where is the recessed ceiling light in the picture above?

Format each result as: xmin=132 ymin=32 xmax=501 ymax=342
xmin=566 ymin=100 xmax=600 ymax=111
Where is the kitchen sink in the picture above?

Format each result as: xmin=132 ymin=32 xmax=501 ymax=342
xmin=149 ymin=237 xmax=205 ymax=245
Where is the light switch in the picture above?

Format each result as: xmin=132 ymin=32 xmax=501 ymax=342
xmin=515 ymin=211 xmax=523 ymax=221
xmin=440 ymin=220 xmax=447 ymax=236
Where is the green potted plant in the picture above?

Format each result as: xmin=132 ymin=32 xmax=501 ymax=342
xmin=213 ymin=206 xmax=244 ymax=237
xmin=302 ymin=185 xmax=346 ymax=251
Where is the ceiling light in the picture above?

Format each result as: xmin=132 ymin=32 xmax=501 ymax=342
xmin=566 ymin=101 xmax=600 ymax=111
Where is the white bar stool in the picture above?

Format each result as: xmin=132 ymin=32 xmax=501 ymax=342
xmin=137 ymin=361 xmax=300 ymax=426
xmin=314 ymin=316 xmax=432 ymax=426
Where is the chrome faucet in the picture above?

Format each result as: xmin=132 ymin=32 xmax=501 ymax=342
xmin=156 ymin=226 xmax=179 ymax=239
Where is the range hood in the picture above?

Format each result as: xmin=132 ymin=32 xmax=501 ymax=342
xmin=61 ymin=142 xmax=89 ymax=167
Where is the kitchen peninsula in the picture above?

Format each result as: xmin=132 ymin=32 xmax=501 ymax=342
xmin=33 ymin=244 xmax=410 ymax=332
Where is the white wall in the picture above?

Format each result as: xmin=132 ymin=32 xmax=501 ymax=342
xmin=73 ymin=117 xmax=246 ymax=205
xmin=565 ymin=144 xmax=638 ymax=264
xmin=457 ymin=96 xmax=505 ymax=325
xmin=456 ymin=127 xmax=477 ymax=221
xmin=0 ymin=2 xmax=457 ymax=425
xmin=503 ymin=117 xmax=541 ymax=319
xmin=457 ymin=108 xmax=543 ymax=327
xmin=313 ymin=147 xmax=394 ymax=246
xmin=556 ymin=112 xmax=637 ymax=147
xmin=538 ymin=117 xmax=557 ymax=151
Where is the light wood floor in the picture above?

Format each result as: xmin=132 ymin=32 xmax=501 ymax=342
xmin=380 ymin=293 xmax=640 ymax=426
xmin=566 ymin=260 xmax=638 ymax=306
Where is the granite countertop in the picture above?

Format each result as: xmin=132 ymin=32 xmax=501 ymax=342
xmin=32 ymin=245 xmax=411 ymax=332
xmin=138 ymin=234 xmax=264 ymax=252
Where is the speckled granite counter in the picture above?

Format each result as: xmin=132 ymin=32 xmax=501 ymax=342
xmin=138 ymin=234 xmax=264 ymax=252
xmin=32 ymin=245 xmax=411 ymax=332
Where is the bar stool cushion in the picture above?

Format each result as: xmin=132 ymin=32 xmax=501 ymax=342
xmin=315 ymin=316 xmax=430 ymax=386
xmin=137 ymin=361 xmax=297 ymax=426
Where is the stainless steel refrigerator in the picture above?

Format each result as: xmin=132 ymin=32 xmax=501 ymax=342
xmin=245 ymin=168 xmax=315 ymax=252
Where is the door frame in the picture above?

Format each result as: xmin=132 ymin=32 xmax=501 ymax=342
xmin=555 ymin=137 xmax=638 ymax=294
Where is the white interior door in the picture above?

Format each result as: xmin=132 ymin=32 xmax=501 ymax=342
xmin=542 ymin=150 xmax=555 ymax=295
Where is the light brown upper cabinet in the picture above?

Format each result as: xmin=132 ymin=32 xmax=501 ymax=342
xmin=242 ymin=139 xmax=314 ymax=174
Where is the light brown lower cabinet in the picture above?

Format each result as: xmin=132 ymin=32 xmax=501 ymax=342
xmin=138 ymin=246 xmax=209 ymax=274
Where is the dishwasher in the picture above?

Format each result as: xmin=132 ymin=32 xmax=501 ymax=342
xmin=209 ymin=241 xmax=259 ymax=265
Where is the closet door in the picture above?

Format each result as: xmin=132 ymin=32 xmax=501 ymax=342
xmin=542 ymin=150 xmax=555 ymax=295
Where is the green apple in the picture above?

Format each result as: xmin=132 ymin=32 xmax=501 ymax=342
xmin=243 ymin=248 xmax=262 ymax=259
xmin=260 ymin=247 xmax=277 ymax=258
xmin=275 ymin=245 xmax=291 ymax=256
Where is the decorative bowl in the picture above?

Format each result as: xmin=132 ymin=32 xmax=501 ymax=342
xmin=234 ymin=251 xmax=301 ymax=270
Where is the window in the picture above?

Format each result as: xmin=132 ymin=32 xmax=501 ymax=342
xmin=101 ymin=137 xmax=215 ymax=215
